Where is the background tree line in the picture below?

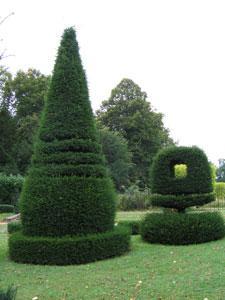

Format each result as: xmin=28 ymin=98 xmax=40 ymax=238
xmin=0 ymin=66 xmax=174 ymax=190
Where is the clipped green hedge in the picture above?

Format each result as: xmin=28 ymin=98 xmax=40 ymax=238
xmin=8 ymin=221 xmax=22 ymax=234
xmin=0 ymin=175 xmax=24 ymax=206
xmin=151 ymin=146 xmax=213 ymax=195
xmin=0 ymin=204 xmax=14 ymax=213
xmin=151 ymin=192 xmax=215 ymax=210
xmin=9 ymin=225 xmax=131 ymax=265
xmin=19 ymin=28 xmax=116 ymax=238
xmin=141 ymin=212 xmax=225 ymax=245
xmin=21 ymin=176 xmax=115 ymax=237
xmin=118 ymin=220 xmax=140 ymax=235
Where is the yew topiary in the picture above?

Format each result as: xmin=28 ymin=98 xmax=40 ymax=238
xmin=9 ymin=28 xmax=130 ymax=264
xmin=141 ymin=146 xmax=225 ymax=245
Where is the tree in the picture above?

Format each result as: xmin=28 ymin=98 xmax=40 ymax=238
xmin=96 ymin=78 xmax=174 ymax=187
xmin=98 ymin=125 xmax=133 ymax=191
xmin=2 ymin=69 xmax=50 ymax=173
xmin=10 ymin=28 xmax=130 ymax=265
xmin=0 ymin=66 xmax=12 ymax=110
xmin=0 ymin=107 xmax=17 ymax=174
xmin=216 ymin=159 xmax=225 ymax=182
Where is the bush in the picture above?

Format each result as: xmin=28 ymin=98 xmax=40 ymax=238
xmin=0 ymin=204 xmax=14 ymax=213
xmin=118 ymin=220 xmax=140 ymax=235
xmin=8 ymin=221 xmax=22 ymax=234
xmin=118 ymin=185 xmax=151 ymax=211
xmin=0 ymin=285 xmax=17 ymax=300
xmin=151 ymin=192 xmax=215 ymax=211
xmin=141 ymin=212 xmax=225 ymax=245
xmin=9 ymin=225 xmax=131 ymax=265
xmin=19 ymin=28 xmax=116 ymax=238
xmin=0 ymin=175 xmax=24 ymax=206
xmin=151 ymin=146 xmax=213 ymax=196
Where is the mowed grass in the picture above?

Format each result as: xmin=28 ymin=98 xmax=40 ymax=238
xmin=0 ymin=211 xmax=225 ymax=299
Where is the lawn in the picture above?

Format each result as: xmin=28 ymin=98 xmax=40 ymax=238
xmin=1 ymin=211 xmax=225 ymax=299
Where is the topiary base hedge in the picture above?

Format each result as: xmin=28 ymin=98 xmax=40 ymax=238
xmin=141 ymin=212 xmax=225 ymax=245
xmin=9 ymin=225 xmax=131 ymax=265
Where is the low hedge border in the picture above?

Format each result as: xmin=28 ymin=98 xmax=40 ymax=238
xmin=8 ymin=221 xmax=22 ymax=234
xmin=151 ymin=192 xmax=215 ymax=210
xmin=118 ymin=220 xmax=140 ymax=235
xmin=141 ymin=212 xmax=225 ymax=245
xmin=9 ymin=225 xmax=131 ymax=265
xmin=0 ymin=204 xmax=14 ymax=213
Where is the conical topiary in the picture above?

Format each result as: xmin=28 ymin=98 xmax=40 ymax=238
xmin=9 ymin=28 xmax=130 ymax=265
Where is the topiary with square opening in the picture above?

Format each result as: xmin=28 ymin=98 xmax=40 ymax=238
xmin=141 ymin=146 xmax=225 ymax=245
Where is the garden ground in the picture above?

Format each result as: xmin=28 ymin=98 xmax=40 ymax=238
xmin=1 ymin=211 xmax=225 ymax=300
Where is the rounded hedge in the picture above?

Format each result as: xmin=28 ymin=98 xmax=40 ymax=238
xmin=141 ymin=212 xmax=225 ymax=245
xmin=9 ymin=225 xmax=131 ymax=265
xmin=19 ymin=28 xmax=116 ymax=237
xmin=151 ymin=146 xmax=213 ymax=196
xmin=151 ymin=192 xmax=215 ymax=211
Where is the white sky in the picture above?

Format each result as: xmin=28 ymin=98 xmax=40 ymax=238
xmin=1 ymin=0 xmax=225 ymax=165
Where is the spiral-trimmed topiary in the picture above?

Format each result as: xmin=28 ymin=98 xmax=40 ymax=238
xmin=9 ymin=28 xmax=130 ymax=264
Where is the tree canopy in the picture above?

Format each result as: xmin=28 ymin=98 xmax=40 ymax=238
xmin=96 ymin=78 xmax=174 ymax=187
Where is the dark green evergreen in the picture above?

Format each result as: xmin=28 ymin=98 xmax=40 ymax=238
xmin=19 ymin=28 xmax=115 ymax=237
xmin=9 ymin=225 xmax=130 ymax=265
xmin=141 ymin=146 xmax=225 ymax=244
xmin=141 ymin=212 xmax=225 ymax=245
xmin=151 ymin=146 xmax=213 ymax=196
xmin=9 ymin=28 xmax=130 ymax=264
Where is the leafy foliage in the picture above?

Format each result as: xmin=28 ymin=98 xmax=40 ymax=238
xmin=141 ymin=212 xmax=225 ymax=245
xmin=117 ymin=184 xmax=151 ymax=211
xmin=216 ymin=159 xmax=225 ymax=182
xmin=0 ymin=108 xmax=17 ymax=174
xmin=8 ymin=221 xmax=22 ymax=234
xmin=151 ymin=192 xmax=215 ymax=210
xmin=151 ymin=146 xmax=213 ymax=196
xmin=9 ymin=225 xmax=130 ymax=265
xmin=96 ymin=78 xmax=174 ymax=187
xmin=214 ymin=182 xmax=225 ymax=200
xmin=0 ymin=174 xmax=24 ymax=206
xmin=98 ymin=125 xmax=133 ymax=191
xmin=18 ymin=28 xmax=116 ymax=237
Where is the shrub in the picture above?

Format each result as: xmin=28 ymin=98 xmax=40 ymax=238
xmin=118 ymin=220 xmax=140 ymax=235
xmin=141 ymin=212 xmax=225 ymax=245
xmin=118 ymin=185 xmax=151 ymax=211
xmin=151 ymin=146 xmax=213 ymax=195
xmin=0 ymin=175 xmax=24 ymax=206
xmin=8 ymin=221 xmax=22 ymax=234
xmin=151 ymin=192 xmax=215 ymax=211
xmin=19 ymin=28 xmax=116 ymax=238
xmin=9 ymin=225 xmax=130 ymax=265
xmin=10 ymin=28 xmax=130 ymax=265
xmin=0 ymin=204 xmax=14 ymax=213
xmin=0 ymin=285 xmax=17 ymax=300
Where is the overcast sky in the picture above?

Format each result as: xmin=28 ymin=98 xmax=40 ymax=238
xmin=1 ymin=0 xmax=225 ymax=164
